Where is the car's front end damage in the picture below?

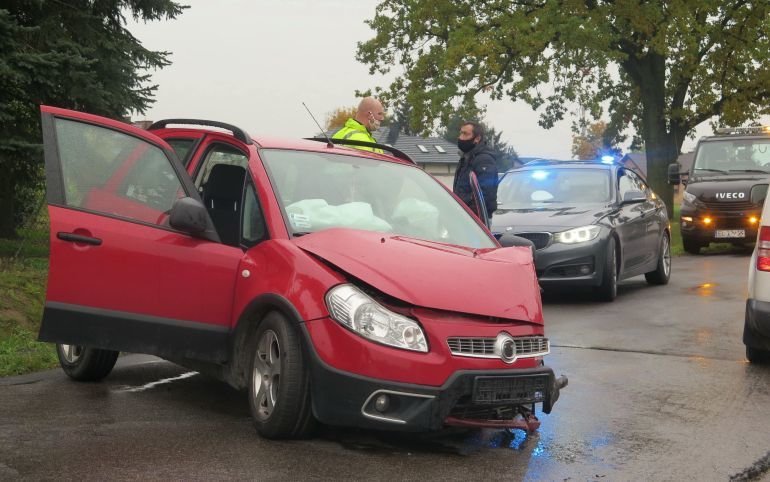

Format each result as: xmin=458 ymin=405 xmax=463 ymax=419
xmin=294 ymin=228 xmax=568 ymax=431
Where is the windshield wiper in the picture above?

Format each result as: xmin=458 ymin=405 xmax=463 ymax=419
xmin=292 ymin=232 xmax=311 ymax=237
xmin=727 ymin=169 xmax=770 ymax=174
xmin=694 ymin=168 xmax=728 ymax=174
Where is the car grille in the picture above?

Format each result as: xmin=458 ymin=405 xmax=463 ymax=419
xmin=446 ymin=336 xmax=549 ymax=359
xmin=700 ymin=200 xmax=757 ymax=211
xmin=513 ymin=232 xmax=551 ymax=250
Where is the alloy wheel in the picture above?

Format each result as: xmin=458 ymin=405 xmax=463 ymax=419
xmin=252 ymin=330 xmax=281 ymax=421
xmin=59 ymin=344 xmax=83 ymax=364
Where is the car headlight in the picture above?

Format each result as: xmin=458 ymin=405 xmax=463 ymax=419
xmin=682 ymin=191 xmax=697 ymax=204
xmin=325 ymin=284 xmax=428 ymax=352
xmin=553 ymin=225 xmax=601 ymax=244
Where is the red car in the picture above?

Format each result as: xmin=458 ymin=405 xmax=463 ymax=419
xmin=38 ymin=106 xmax=567 ymax=439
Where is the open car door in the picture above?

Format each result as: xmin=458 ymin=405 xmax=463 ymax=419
xmin=38 ymin=106 xmax=244 ymax=363
xmin=469 ymin=170 xmax=490 ymax=228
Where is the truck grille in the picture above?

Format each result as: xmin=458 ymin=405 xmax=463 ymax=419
xmin=700 ymin=200 xmax=757 ymax=211
xmin=447 ymin=336 xmax=549 ymax=359
xmin=513 ymin=232 xmax=551 ymax=250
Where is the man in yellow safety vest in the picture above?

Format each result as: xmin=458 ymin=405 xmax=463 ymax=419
xmin=332 ymin=97 xmax=385 ymax=154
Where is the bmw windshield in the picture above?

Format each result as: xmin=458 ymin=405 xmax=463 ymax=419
xmin=693 ymin=138 xmax=770 ymax=175
xmin=498 ymin=168 xmax=612 ymax=208
xmin=261 ymin=149 xmax=496 ymax=249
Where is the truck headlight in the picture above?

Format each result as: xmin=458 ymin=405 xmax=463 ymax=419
xmin=554 ymin=225 xmax=601 ymax=244
xmin=325 ymin=284 xmax=428 ymax=352
xmin=683 ymin=191 xmax=696 ymax=204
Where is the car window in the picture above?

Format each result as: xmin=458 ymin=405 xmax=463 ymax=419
xmin=618 ymin=170 xmax=645 ymax=199
xmin=54 ymin=118 xmax=185 ymax=226
xmin=242 ymin=181 xmax=266 ymax=245
xmin=497 ymin=168 xmax=612 ymax=206
xmin=165 ymin=138 xmax=196 ymax=167
xmin=261 ymin=149 xmax=495 ymax=249
xmin=627 ymin=171 xmax=650 ymax=196
xmin=194 ymin=143 xmax=249 ymax=189
xmin=694 ymin=138 xmax=770 ymax=173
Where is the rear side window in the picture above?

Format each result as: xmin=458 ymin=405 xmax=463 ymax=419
xmin=54 ymin=118 xmax=185 ymax=226
xmin=165 ymin=138 xmax=196 ymax=166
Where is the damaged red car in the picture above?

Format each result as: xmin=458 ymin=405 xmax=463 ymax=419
xmin=38 ymin=106 xmax=567 ymax=439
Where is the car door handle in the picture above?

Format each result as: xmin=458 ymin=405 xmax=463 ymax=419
xmin=57 ymin=232 xmax=102 ymax=246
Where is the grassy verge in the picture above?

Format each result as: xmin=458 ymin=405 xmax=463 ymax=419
xmin=0 ymin=217 xmax=57 ymax=377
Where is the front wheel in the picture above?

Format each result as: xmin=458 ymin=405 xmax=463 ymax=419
xmin=56 ymin=344 xmax=119 ymax=381
xmin=682 ymin=237 xmax=702 ymax=255
xmin=645 ymin=232 xmax=671 ymax=285
xmin=746 ymin=345 xmax=770 ymax=364
xmin=248 ymin=311 xmax=316 ymax=439
xmin=595 ymin=237 xmax=618 ymax=302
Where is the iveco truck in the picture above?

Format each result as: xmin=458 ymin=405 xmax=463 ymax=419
xmin=669 ymin=126 xmax=770 ymax=254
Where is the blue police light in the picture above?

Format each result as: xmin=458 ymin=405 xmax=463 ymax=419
xmin=601 ymin=155 xmax=615 ymax=164
xmin=531 ymin=170 xmax=549 ymax=180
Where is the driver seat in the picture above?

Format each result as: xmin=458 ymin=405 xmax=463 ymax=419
xmin=202 ymin=164 xmax=246 ymax=246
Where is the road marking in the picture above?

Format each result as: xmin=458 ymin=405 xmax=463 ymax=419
xmin=118 ymin=371 xmax=199 ymax=393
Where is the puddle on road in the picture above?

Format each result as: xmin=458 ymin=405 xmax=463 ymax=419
xmin=682 ymin=282 xmax=736 ymax=300
xmin=322 ymin=427 xmax=541 ymax=456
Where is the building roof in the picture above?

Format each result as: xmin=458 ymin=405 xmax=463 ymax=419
xmin=363 ymin=126 xmax=460 ymax=164
xmin=620 ymin=152 xmax=648 ymax=177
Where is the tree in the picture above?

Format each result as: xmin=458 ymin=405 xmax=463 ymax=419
xmin=325 ymin=106 xmax=358 ymax=131
xmin=572 ymin=121 xmax=621 ymax=160
xmin=0 ymin=1 xmax=186 ymax=238
xmin=357 ymin=1 xmax=770 ymax=214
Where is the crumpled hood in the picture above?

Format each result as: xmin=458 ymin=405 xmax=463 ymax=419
xmin=294 ymin=228 xmax=542 ymax=324
xmin=491 ymin=204 xmax=610 ymax=233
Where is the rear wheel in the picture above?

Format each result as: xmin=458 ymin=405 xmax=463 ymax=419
xmin=56 ymin=344 xmax=119 ymax=381
xmin=595 ymin=237 xmax=618 ymax=302
xmin=248 ymin=311 xmax=315 ymax=439
xmin=746 ymin=345 xmax=770 ymax=364
xmin=682 ymin=237 xmax=702 ymax=255
xmin=645 ymin=232 xmax=671 ymax=285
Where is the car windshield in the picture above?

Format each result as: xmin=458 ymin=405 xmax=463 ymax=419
xmin=498 ymin=168 xmax=612 ymax=207
xmin=261 ymin=149 xmax=496 ymax=249
xmin=693 ymin=138 xmax=770 ymax=174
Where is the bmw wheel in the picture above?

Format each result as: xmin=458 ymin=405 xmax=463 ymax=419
xmin=56 ymin=344 xmax=119 ymax=381
xmin=596 ymin=237 xmax=618 ymax=302
xmin=248 ymin=311 xmax=315 ymax=439
xmin=645 ymin=232 xmax=671 ymax=285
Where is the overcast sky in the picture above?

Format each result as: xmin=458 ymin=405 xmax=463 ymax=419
xmin=126 ymin=1 xmax=735 ymax=159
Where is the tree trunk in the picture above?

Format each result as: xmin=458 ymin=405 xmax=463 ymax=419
xmin=636 ymin=53 xmax=679 ymax=218
xmin=0 ymin=164 xmax=18 ymax=239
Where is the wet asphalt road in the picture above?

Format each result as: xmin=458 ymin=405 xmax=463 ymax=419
xmin=2 ymin=253 xmax=770 ymax=481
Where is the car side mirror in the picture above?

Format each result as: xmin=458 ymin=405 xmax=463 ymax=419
xmin=169 ymin=197 xmax=210 ymax=235
xmin=621 ymin=190 xmax=647 ymax=204
xmin=668 ymin=163 xmax=682 ymax=185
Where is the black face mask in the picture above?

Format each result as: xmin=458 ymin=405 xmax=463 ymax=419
xmin=457 ymin=138 xmax=476 ymax=153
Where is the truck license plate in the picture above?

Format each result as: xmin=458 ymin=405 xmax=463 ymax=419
xmin=715 ymin=229 xmax=745 ymax=238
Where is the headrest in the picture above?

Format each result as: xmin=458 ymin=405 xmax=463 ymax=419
xmin=205 ymin=164 xmax=246 ymax=200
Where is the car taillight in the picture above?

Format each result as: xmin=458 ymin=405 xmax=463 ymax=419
xmin=757 ymin=226 xmax=770 ymax=271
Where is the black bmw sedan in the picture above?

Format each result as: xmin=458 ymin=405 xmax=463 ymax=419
xmin=491 ymin=160 xmax=671 ymax=301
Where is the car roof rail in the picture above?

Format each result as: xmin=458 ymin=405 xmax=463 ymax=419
xmin=148 ymin=119 xmax=253 ymax=145
xmin=304 ymin=137 xmax=415 ymax=164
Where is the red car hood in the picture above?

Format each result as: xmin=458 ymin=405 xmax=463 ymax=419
xmin=294 ymin=229 xmax=543 ymax=324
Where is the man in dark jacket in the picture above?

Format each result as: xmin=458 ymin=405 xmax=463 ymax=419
xmin=452 ymin=122 xmax=498 ymax=221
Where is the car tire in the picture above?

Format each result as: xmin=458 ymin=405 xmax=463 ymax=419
xmin=746 ymin=345 xmax=770 ymax=364
xmin=56 ymin=344 xmax=119 ymax=381
xmin=645 ymin=232 xmax=671 ymax=285
xmin=595 ymin=236 xmax=618 ymax=302
xmin=248 ymin=311 xmax=316 ymax=439
xmin=682 ymin=237 xmax=701 ymax=255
